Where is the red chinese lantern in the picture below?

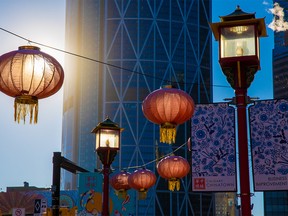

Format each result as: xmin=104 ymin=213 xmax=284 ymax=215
xmin=110 ymin=170 xmax=131 ymax=199
xmin=142 ymin=85 xmax=195 ymax=144
xmin=128 ymin=168 xmax=156 ymax=200
xmin=0 ymin=45 xmax=64 ymax=123
xmin=157 ymin=155 xmax=190 ymax=191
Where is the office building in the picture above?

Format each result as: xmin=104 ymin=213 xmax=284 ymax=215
xmin=265 ymin=1 xmax=288 ymax=216
xmin=215 ymin=192 xmax=238 ymax=216
xmin=264 ymin=191 xmax=288 ymax=216
xmin=272 ymin=1 xmax=288 ymax=99
xmin=62 ymin=1 xmax=213 ymax=215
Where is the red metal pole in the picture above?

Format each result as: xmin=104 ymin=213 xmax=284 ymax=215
xmin=102 ymin=163 xmax=110 ymax=216
xmin=235 ymin=88 xmax=251 ymax=216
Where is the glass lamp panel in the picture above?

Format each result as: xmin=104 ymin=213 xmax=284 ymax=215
xmin=99 ymin=129 xmax=120 ymax=149
xmin=220 ymin=25 xmax=256 ymax=58
xmin=95 ymin=130 xmax=100 ymax=149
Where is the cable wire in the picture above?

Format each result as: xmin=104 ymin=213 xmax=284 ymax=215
xmin=126 ymin=140 xmax=189 ymax=170
xmin=0 ymin=27 xmax=230 ymax=89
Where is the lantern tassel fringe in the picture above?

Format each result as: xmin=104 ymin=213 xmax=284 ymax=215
xmin=168 ymin=178 xmax=180 ymax=191
xmin=160 ymin=125 xmax=176 ymax=144
xmin=138 ymin=189 xmax=147 ymax=200
xmin=14 ymin=96 xmax=38 ymax=124
xmin=115 ymin=189 xmax=127 ymax=200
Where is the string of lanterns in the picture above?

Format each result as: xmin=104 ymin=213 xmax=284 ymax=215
xmin=110 ymin=85 xmax=195 ymax=199
xmin=110 ymin=155 xmax=191 ymax=200
xmin=0 ymin=46 xmax=195 ymax=201
xmin=0 ymin=34 xmax=195 ymax=201
xmin=0 ymin=48 xmax=195 ymax=204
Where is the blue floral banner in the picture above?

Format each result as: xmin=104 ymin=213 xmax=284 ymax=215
xmin=191 ymin=103 xmax=237 ymax=192
xmin=249 ymin=99 xmax=288 ymax=191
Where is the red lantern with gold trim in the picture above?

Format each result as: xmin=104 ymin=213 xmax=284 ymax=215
xmin=128 ymin=168 xmax=156 ymax=200
xmin=110 ymin=170 xmax=131 ymax=199
xmin=142 ymin=85 xmax=195 ymax=144
xmin=0 ymin=45 xmax=64 ymax=123
xmin=157 ymin=155 xmax=190 ymax=191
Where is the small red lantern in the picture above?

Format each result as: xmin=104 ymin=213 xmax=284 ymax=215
xmin=142 ymin=85 xmax=195 ymax=144
xmin=128 ymin=168 xmax=156 ymax=200
xmin=157 ymin=155 xmax=190 ymax=191
xmin=110 ymin=170 xmax=131 ymax=199
xmin=0 ymin=45 xmax=64 ymax=123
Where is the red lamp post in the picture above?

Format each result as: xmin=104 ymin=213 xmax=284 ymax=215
xmin=91 ymin=117 xmax=123 ymax=216
xmin=210 ymin=6 xmax=267 ymax=216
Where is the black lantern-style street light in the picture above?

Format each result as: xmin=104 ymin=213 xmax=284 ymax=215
xmin=91 ymin=117 xmax=123 ymax=216
xmin=210 ymin=6 xmax=267 ymax=216
xmin=210 ymin=5 xmax=267 ymax=89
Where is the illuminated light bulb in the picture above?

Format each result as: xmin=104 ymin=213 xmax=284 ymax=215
xmin=236 ymin=42 xmax=244 ymax=56
xmin=105 ymin=139 xmax=110 ymax=147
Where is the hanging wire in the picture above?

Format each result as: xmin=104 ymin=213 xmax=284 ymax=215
xmin=0 ymin=27 xmax=230 ymax=89
xmin=126 ymin=140 xmax=189 ymax=170
xmin=0 ymin=27 xmax=231 ymax=170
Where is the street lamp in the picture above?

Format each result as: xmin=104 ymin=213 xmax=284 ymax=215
xmin=91 ymin=117 xmax=123 ymax=216
xmin=210 ymin=6 xmax=267 ymax=216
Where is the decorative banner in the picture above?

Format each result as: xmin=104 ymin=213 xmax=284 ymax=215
xmin=249 ymin=99 xmax=288 ymax=191
xmin=191 ymin=103 xmax=236 ymax=192
xmin=78 ymin=172 xmax=135 ymax=216
xmin=26 ymin=190 xmax=78 ymax=209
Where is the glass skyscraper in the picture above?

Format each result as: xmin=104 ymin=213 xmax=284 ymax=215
xmin=273 ymin=1 xmax=288 ymax=99
xmin=265 ymin=1 xmax=288 ymax=216
xmin=62 ymin=1 xmax=213 ymax=215
xmin=264 ymin=192 xmax=288 ymax=216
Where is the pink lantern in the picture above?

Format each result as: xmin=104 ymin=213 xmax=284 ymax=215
xmin=0 ymin=46 xmax=64 ymax=123
xmin=142 ymin=85 xmax=195 ymax=144
xmin=128 ymin=168 xmax=156 ymax=200
xmin=110 ymin=170 xmax=131 ymax=199
xmin=157 ymin=155 xmax=190 ymax=191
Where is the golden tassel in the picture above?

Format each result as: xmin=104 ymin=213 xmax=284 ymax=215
xmin=168 ymin=178 xmax=180 ymax=191
xmin=117 ymin=189 xmax=127 ymax=200
xmin=14 ymin=95 xmax=38 ymax=124
xmin=138 ymin=189 xmax=147 ymax=200
xmin=176 ymin=179 xmax=180 ymax=191
xmin=160 ymin=123 xmax=176 ymax=144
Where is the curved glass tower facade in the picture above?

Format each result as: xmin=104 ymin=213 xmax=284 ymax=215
xmin=63 ymin=1 xmax=213 ymax=215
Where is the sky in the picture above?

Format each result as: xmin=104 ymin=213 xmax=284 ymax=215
xmin=0 ymin=0 xmax=279 ymax=215
xmin=0 ymin=0 xmax=65 ymax=190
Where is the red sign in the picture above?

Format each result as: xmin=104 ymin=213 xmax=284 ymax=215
xmin=194 ymin=178 xmax=206 ymax=190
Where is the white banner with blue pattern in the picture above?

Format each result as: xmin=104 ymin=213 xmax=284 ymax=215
xmin=191 ymin=103 xmax=237 ymax=192
xmin=250 ymin=99 xmax=288 ymax=191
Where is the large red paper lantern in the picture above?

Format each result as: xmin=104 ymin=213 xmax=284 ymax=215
xmin=157 ymin=155 xmax=190 ymax=191
xmin=110 ymin=170 xmax=131 ymax=199
xmin=128 ymin=168 xmax=156 ymax=200
xmin=0 ymin=45 xmax=64 ymax=123
xmin=142 ymin=85 xmax=195 ymax=144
